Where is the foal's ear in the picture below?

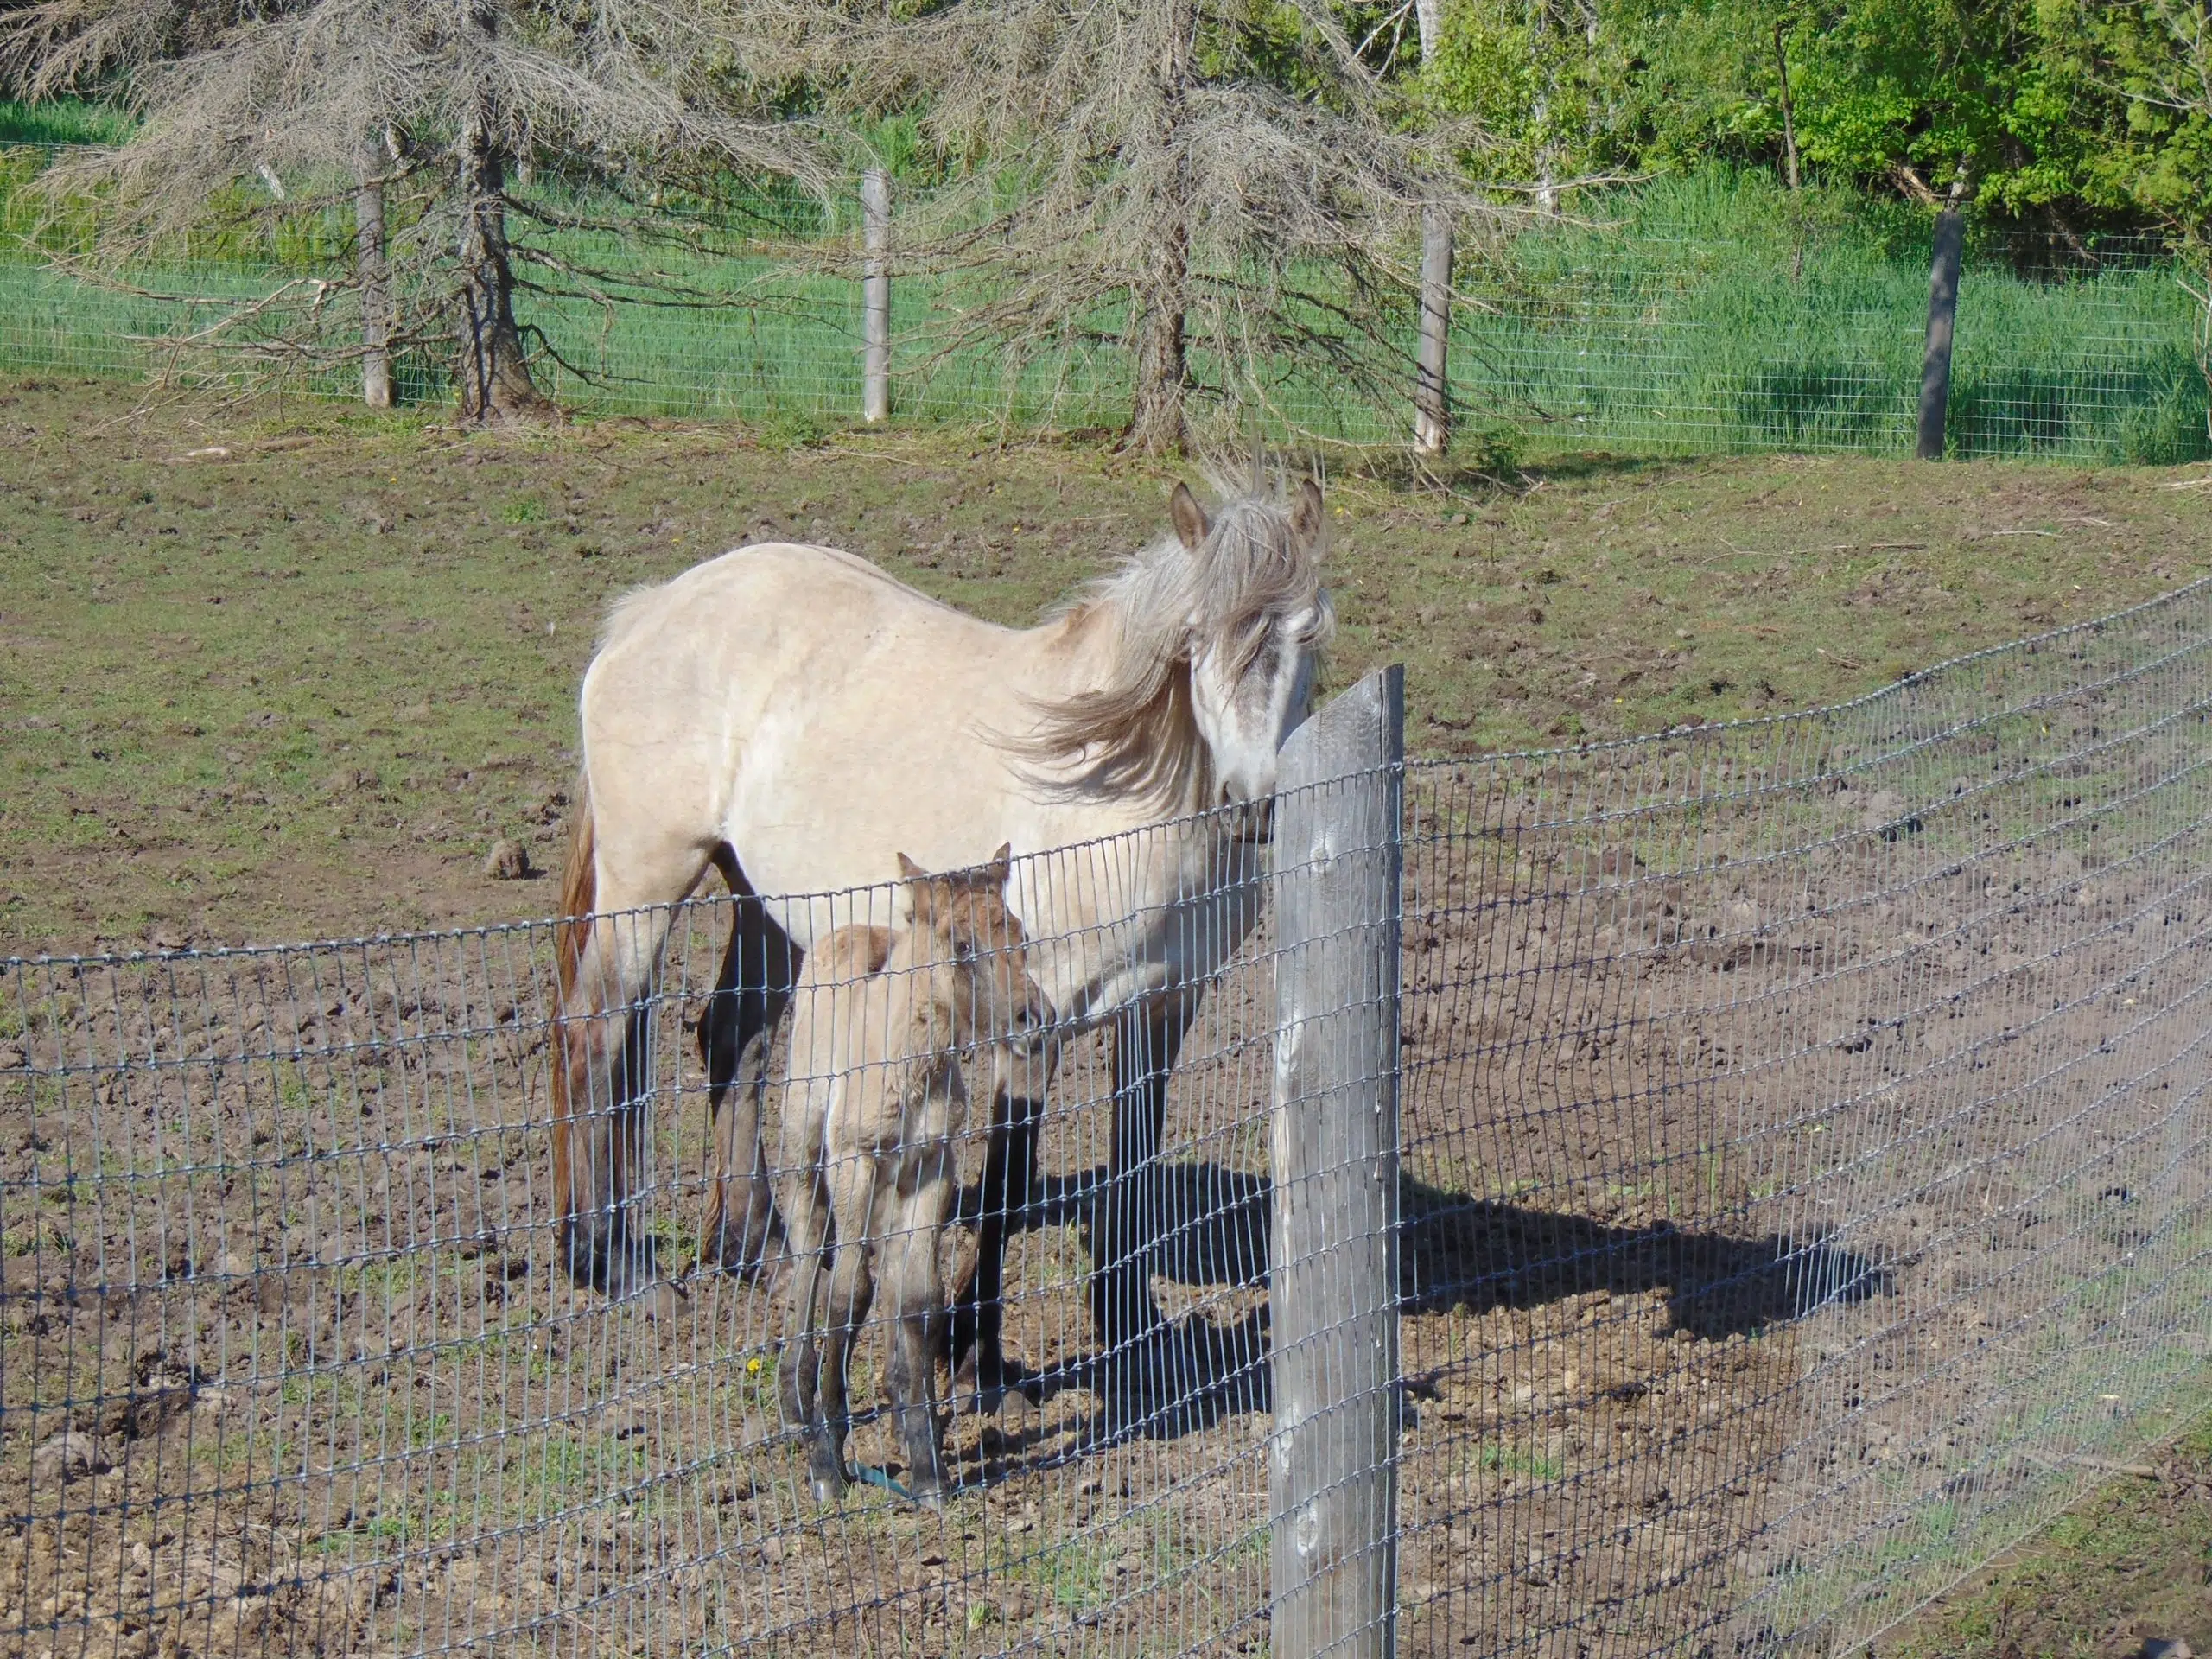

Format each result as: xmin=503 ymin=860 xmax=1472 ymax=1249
xmin=894 ymin=851 xmax=927 ymax=924
xmin=1289 ymin=479 xmax=1325 ymax=544
xmin=981 ymin=842 xmax=1013 ymax=885
xmin=1170 ymin=482 xmax=1211 ymax=552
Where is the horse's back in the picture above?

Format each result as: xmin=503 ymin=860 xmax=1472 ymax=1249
xmin=602 ymin=541 xmax=1016 ymax=662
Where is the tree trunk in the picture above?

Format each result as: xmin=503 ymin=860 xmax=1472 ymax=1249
xmin=1124 ymin=0 xmax=1194 ymax=454
xmin=1774 ymin=24 xmax=1801 ymax=193
xmin=1127 ymin=222 xmax=1190 ymax=454
xmin=455 ymin=105 xmax=553 ymax=423
xmin=357 ymin=151 xmax=393 ymax=410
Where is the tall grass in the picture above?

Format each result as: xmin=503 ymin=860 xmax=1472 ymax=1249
xmin=0 ymin=99 xmax=133 ymax=147
xmin=0 ymin=139 xmax=2204 ymax=462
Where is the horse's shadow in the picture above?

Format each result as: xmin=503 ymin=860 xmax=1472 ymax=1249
xmin=960 ymin=1163 xmax=1891 ymax=1449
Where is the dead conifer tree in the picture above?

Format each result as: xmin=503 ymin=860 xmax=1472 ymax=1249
xmin=823 ymin=0 xmax=1507 ymax=454
xmin=2 ymin=0 xmax=832 ymax=420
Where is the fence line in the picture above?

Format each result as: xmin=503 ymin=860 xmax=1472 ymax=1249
xmin=7 ymin=588 xmax=2212 ymax=1656
xmin=2 ymin=141 xmax=2207 ymax=461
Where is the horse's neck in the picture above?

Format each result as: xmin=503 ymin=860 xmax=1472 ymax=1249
xmin=875 ymin=928 xmax=968 ymax=1084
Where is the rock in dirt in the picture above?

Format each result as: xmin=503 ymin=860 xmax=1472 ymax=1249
xmin=33 ymin=1431 xmax=107 ymax=1484
xmin=484 ymin=838 xmax=531 ymax=881
xmin=2141 ymin=1641 xmax=2194 ymax=1659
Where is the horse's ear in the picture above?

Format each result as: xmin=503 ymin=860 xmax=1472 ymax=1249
xmin=1170 ymin=482 xmax=1211 ymax=552
xmin=896 ymin=851 xmax=925 ymax=881
xmin=982 ymin=842 xmax=1013 ymax=884
xmin=1289 ymin=479 xmax=1325 ymax=545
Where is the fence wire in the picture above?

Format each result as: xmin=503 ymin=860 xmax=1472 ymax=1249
xmin=5 ymin=582 xmax=2212 ymax=1657
xmin=2 ymin=141 xmax=2208 ymax=462
xmin=1395 ymin=578 xmax=2212 ymax=1656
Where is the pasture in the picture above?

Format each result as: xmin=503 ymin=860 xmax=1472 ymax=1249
xmin=5 ymin=374 xmax=2212 ymax=957
xmin=6 ymin=374 xmax=2212 ymax=1656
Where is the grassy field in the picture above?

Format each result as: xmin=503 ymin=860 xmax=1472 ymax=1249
xmin=6 ymin=371 xmax=2212 ymax=957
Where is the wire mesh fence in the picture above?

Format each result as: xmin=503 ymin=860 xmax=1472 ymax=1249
xmin=1394 ymin=583 xmax=2212 ymax=1655
xmin=3 ymin=141 xmax=2209 ymax=461
xmin=6 ymin=587 xmax=2212 ymax=1657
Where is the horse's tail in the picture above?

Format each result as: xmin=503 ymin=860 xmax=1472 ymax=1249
xmin=554 ymin=777 xmax=596 ymax=1010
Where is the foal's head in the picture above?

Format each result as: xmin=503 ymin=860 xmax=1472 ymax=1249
xmin=895 ymin=846 xmax=1053 ymax=1058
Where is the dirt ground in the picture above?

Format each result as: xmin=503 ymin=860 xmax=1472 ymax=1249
xmin=5 ymin=375 xmax=2212 ymax=1658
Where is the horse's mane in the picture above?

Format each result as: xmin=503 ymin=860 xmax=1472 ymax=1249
xmin=1016 ymin=484 xmax=1333 ymax=812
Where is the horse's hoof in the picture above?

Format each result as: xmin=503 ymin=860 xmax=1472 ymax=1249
xmin=806 ymin=1443 xmax=849 ymax=1506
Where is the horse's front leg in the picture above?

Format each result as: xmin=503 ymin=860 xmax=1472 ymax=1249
xmin=1090 ymin=1003 xmax=1184 ymax=1380
xmin=950 ymin=1043 xmax=1052 ymax=1404
xmin=554 ymin=913 xmax=672 ymax=1300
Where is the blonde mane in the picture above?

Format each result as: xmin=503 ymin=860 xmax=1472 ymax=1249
xmin=1017 ymin=486 xmax=1333 ymax=811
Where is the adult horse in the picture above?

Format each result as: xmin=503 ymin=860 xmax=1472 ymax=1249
xmin=550 ymin=479 xmax=1332 ymax=1406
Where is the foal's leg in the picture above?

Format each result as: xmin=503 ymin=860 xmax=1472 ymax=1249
xmin=698 ymin=877 xmax=799 ymax=1277
xmin=808 ymin=1150 xmax=879 ymax=1505
xmin=951 ymin=1047 xmax=1052 ymax=1402
xmin=778 ymin=1154 xmax=833 ymax=1434
xmin=556 ymin=901 xmax=686 ymax=1298
xmin=888 ymin=1144 xmax=957 ymax=1506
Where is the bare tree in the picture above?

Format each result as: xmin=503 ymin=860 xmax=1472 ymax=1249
xmin=823 ymin=0 xmax=1506 ymax=453
xmin=2 ymin=0 xmax=831 ymax=419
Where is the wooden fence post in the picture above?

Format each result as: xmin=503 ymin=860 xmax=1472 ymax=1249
xmin=1916 ymin=197 xmax=1967 ymax=461
xmin=357 ymin=150 xmax=392 ymax=410
xmin=861 ymin=168 xmax=891 ymax=424
xmin=1413 ymin=0 xmax=1450 ymax=458
xmin=1271 ymin=664 xmax=1404 ymax=1659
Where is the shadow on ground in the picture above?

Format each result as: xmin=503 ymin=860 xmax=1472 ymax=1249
xmin=958 ymin=1161 xmax=1890 ymax=1449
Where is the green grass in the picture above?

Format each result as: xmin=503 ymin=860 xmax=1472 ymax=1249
xmin=0 ymin=156 xmax=2202 ymax=460
xmin=10 ymin=373 xmax=2212 ymax=952
xmin=0 ymin=99 xmax=132 ymax=148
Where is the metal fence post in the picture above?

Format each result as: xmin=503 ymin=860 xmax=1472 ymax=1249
xmin=861 ymin=168 xmax=891 ymax=424
xmin=1270 ymin=664 xmax=1404 ymax=1659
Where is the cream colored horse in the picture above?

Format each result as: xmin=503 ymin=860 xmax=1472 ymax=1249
xmin=779 ymin=850 xmax=1052 ymax=1508
xmin=551 ymin=479 xmax=1331 ymax=1407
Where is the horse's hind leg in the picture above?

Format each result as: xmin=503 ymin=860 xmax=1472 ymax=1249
xmin=699 ymin=868 xmax=799 ymax=1277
